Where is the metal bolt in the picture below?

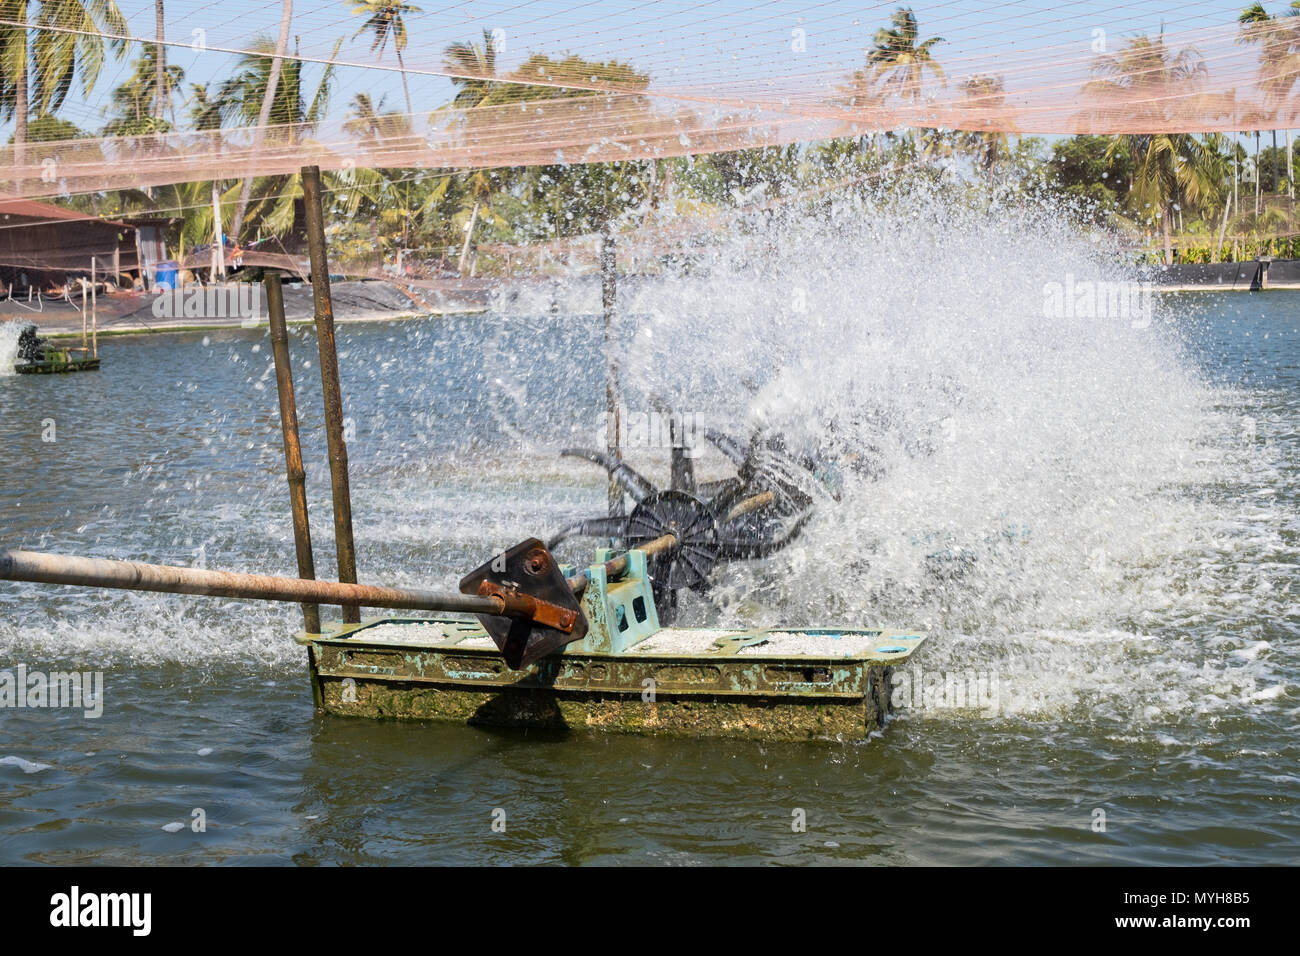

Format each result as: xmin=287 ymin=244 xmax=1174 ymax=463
xmin=524 ymin=549 xmax=550 ymax=575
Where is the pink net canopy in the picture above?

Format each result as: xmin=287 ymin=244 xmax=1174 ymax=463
xmin=0 ymin=1 xmax=1297 ymax=201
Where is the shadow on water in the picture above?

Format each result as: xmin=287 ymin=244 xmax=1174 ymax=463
xmin=291 ymin=700 xmax=940 ymax=865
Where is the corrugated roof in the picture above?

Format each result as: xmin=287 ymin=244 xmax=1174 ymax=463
xmin=0 ymin=199 xmax=131 ymax=229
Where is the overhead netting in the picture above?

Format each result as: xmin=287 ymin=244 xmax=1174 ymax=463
xmin=1 ymin=1 xmax=1298 ymax=200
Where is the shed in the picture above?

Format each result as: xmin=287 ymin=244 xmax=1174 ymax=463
xmin=0 ymin=199 xmax=151 ymax=292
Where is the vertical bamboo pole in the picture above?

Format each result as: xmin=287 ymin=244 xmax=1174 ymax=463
xmin=265 ymin=271 xmax=320 ymax=634
xmin=90 ymin=257 xmax=97 ymax=358
xmin=301 ymin=164 xmax=360 ymax=623
xmin=601 ymin=222 xmax=622 ymax=520
xmin=211 ymin=182 xmax=226 ymax=283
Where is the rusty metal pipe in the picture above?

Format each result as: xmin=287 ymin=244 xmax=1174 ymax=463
xmin=302 ymin=164 xmax=361 ymax=623
xmin=0 ymin=550 xmax=516 ymax=619
xmin=265 ymin=271 xmax=320 ymax=634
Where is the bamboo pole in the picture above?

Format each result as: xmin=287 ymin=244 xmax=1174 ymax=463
xmin=265 ymin=271 xmax=320 ymax=634
xmin=601 ymin=222 xmax=622 ymax=521
xmin=211 ymin=181 xmax=226 ymax=282
xmin=301 ymin=164 xmax=360 ymax=623
xmin=90 ymin=257 xmax=97 ymax=359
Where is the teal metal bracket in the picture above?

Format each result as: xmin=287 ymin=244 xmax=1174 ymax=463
xmin=565 ymin=548 xmax=661 ymax=654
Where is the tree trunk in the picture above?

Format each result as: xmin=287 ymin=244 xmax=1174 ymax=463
xmin=1213 ymin=193 xmax=1231 ymax=264
xmin=1255 ymin=132 xmax=1262 ymax=216
xmin=13 ymin=4 xmax=28 ymax=176
xmin=1288 ymin=129 xmax=1294 ymax=201
xmin=458 ymin=201 xmax=480 ymax=275
xmin=229 ymin=0 xmax=293 ymax=242
xmin=154 ymin=0 xmax=166 ymax=120
xmin=1272 ymin=130 xmax=1279 ymax=195
xmin=396 ymin=46 xmax=413 ymax=118
xmin=1162 ymin=206 xmax=1173 ymax=265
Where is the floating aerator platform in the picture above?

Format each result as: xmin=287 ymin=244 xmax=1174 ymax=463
xmin=305 ymin=539 xmax=923 ymax=740
xmin=11 ymin=324 xmax=99 ymax=373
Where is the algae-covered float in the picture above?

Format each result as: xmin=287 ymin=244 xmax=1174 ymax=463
xmin=306 ymin=543 xmax=923 ymax=740
xmin=310 ymin=616 xmax=918 ymax=740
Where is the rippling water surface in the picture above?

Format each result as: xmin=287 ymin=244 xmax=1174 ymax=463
xmin=1 ymin=211 xmax=1297 ymax=863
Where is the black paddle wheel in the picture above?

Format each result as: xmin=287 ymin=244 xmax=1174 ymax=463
xmin=549 ymin=424 xmax=835 ymax=620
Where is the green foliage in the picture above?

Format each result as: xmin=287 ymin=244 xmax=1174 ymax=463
xmin=1254 ymin=142 xmax=1299 ymax=192
xmin=102 ymin=48 xmax=183 ymax=136
xmin=7 ymin=110 xmax=82 ymax=142
xmin=1045 ymin=135 xmax=1133 ymax=218
xmin=30 ymin=0 xmax=128 ymax=116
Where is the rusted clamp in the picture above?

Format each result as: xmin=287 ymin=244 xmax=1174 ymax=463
xmin=476 ymin=580 xmax=579 ymax=633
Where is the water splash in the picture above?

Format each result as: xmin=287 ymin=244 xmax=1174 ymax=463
xmin=596 ymin=188 xmax=1292 ymax=727
xmin=0 ymin=320 xmax=24 ymax=376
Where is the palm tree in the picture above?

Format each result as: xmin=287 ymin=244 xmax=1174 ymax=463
xmin=442 ymin=29 xmax=500 ymax=110
xmin=865 ymin=7 xmax=945 ymax=156
xmin=437 ymin=38 xmax=519 ymax=269
xmin=958 ymin=74 xmax=1010 ymax=179
xmin=457 ymin=167 xmax=501 ymax=274
xmin=867 ymin=8 xmax=945 ymax=110
xmin=1085 ymin=34 xmax=1218 ymax=263
xmin=212 ymin=34 xmax=341 ymax=241
xmin=1193 ymin=132 xmax=1237 ymax=261
xmin=350 ymin=0 xmax=420 ymax=117
xmin=30 ymin=0 xmax=128 ymax=116
xmin=102 ymin=47 xmax=182 ymax=136
xmin=1 ymin=0 xmax=126 ymax=161
xmin=1238 ymin=2 xmax=1300 ymax=198
xmin=341 ymin=91 xmax=420 ymax=250
xmin=0 ymin=1 xmax=31 ymax=159
xmin=228 ymin=0 xmax=292 ymax=242
xmin=1238 ymin=3 xmax=1300 ymax=104
xmin=1134 ymin=136 xmax=1228 ymax=262
xmin=188 ymin=82 xmax=223 ymax=131
xmin=343 ymin=91 xmax=411 ymax=146
xmin=216 ymin=34 xmax=336 ymax=132
xmin=153 ymin=0 xmax=164 ymax=120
